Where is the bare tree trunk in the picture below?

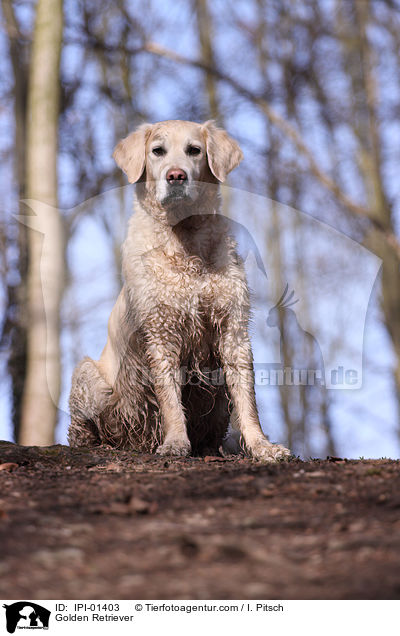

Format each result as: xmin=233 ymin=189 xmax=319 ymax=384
xmin=19 ymin=0 xmax=64 ymax=445
xmin=1 ymin=0 xmax=29 ymax=441
xmin=193 ymin=0 xmax=219 ymax=120
xmin=339 ymin=0 xmax=400 ymax=434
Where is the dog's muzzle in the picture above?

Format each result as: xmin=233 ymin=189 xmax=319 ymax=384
xmin=163 ymin=168 xmax=190 ymax=203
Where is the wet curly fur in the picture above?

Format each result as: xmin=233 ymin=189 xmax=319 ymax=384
xmin=68 ymin=120 xmax=291 ymax=461
xmin=69 ymin=276 xmax=232 ymax=454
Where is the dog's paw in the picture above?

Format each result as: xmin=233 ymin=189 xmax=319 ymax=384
xmin=248 ymin=438 xmax=291 ymax=463
xmin=156 ymin=439 xmax=191 ymax=457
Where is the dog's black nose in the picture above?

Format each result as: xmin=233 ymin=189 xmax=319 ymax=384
xmin=166 ymin=168 xmax=187 ymax=183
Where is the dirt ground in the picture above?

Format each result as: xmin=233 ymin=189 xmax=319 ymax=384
xmin=0 ymin=441 xmax=399 ymax=600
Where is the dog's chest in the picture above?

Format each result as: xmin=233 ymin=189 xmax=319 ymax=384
xmin=140 ymin=246 xmax=242 ymax=323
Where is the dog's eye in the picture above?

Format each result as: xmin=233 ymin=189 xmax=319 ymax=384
xmin=152 ymin=146 xmax=166 ymax=156
xmin=187 ymin=145 xmax=201 ymax=156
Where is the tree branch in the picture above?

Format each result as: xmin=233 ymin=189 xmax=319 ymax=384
xmin=142 ymin=41 xmax=400 ymax=260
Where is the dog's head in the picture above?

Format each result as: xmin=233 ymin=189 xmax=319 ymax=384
xmin=113 ymin=120 xmax=243 ymax=215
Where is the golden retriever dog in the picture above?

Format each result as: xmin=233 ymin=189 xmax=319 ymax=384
xmin=68 ymin=119 xmax=290 ymax=461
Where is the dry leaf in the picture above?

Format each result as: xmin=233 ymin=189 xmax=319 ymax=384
xmin=0 ymin=463 xmax=19 ymax=472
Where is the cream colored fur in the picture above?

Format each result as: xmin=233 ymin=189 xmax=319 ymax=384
xmin=68 ymin=120 xmax=290 ymax=461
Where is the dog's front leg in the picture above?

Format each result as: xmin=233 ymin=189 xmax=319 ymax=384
xmin=147 ymin=344 xmax=191 ymax=456
xmin=220 ymin=322 xmax=291 ymax=462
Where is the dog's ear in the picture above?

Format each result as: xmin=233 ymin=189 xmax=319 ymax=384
xmin=202 ymin=120 xmax=243 ymax=182
xmin=113 ymin=124 xmax=152 ymax=183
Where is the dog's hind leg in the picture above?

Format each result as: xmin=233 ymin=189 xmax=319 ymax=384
xmin=68 ymin=357 xmax=112 ymax=447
